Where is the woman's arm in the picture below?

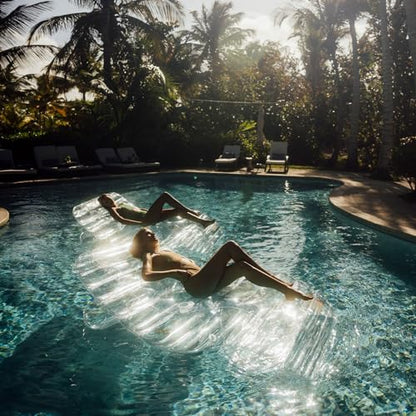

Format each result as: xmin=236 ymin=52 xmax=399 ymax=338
xmin=141 ymin=253 xmax=190 ymax=281
xmin=107 ymin=207 xmax=142 ymax=225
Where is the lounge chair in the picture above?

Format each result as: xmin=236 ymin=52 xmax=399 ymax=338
xmin=0 ymin=148 xmax=37 ymax=180
xmin=95 ymin=147 xmax=158 ymax=173
xmin=34 ymin=145 xmax=100 ymax=177
xmin=214 ymin=145 xmax=241 ymax=170
xmin=56 ymin=145 xmax=102 ymax=175
xmin=116 ymin=147 xmax=160 ymax=171
xmin=34 ymin=145 xmax=67 ymax=176
xmin=265 ymin=141 xmax=289 ymax=173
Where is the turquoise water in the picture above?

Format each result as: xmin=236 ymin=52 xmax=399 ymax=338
xmin=0 ymin=173 xmax=415 ymax=415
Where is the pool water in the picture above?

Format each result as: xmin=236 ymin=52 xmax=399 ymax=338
xmin=1 ymin=173 xmax=415 ymax=415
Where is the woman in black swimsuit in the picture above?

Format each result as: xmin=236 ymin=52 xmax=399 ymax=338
xmin=98 ymin=192 xmax=215 ymax=227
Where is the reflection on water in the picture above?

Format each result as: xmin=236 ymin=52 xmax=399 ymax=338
xmin=0 ymin=173 xmax=415 ymax=415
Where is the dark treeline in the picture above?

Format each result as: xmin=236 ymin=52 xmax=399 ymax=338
xmin=0 ymin=0 xmax=415 ymax=186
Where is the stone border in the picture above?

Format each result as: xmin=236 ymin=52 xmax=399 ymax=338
xmin=0 ymin=207 xmax=9 ymax=227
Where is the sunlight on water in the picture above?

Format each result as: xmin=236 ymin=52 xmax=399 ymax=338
xmin=1 ymin=174 xmax=415 ymax=415
xmin=73 ymin=193 xmax=335 ymax=384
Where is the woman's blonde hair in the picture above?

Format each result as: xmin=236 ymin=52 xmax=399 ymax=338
xmin=130 ymin=228 xmax=148 ymax=258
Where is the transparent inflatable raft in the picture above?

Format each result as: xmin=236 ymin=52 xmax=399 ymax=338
xmin=73 ymin=193 xmax=335 ymax=375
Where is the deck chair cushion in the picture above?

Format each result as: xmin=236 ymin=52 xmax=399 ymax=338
xmin=43 ymin=158 xmax=59 ymax=167
xmin=56 ymin=146 xmax=81 ymax=164
xmin=0 ymin=149 xmax=16 ymax=169
xmin=222 ymin=151 xmax=235 ymax=158
xmin=271 ymin=153 xmax=286 ymax=160
xmin=0 ymin=160 xmax=13 ymax=169
xmin=116 ymin=147 xmax=142 ymax=164
xmin=106 ymin=156 xmax=120 ymax=164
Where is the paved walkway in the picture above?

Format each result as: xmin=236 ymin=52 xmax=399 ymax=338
xmin=1 ymin=168 xmax=415 ymax=242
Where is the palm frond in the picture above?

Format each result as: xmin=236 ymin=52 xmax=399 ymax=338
xmin=68 ymin=0 xmax=97 ymax=8
xmin=28 ymin=12 xmax=88 ymax=43
xmin=0 ymin=1 xmax=51 ymax=41
xmin=123 ymin=14 xmax=154 ymax=34
xmin=0 ymin=44 xmax=57 ymax=67
xmin=126 ymin=0 xmax=184 ymax=25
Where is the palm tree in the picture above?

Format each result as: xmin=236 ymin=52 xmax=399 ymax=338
xmin=339 ymin=0 xmax=369 ymax=170
xmin=0 ymin=63 xmax=35 ymax=135
xmin=315 ymin=0 xmax=350 ymax=165
xmin=27 ymin=73 xmax=72 ymax=132
xmin=51 ymin=41 xmax=102 ymax=102
xmin=0 ymin=63 xmax=32 ymax=102
xmin=276 ymin=2 xmax=333 ymax=160
xmin=277 ymin=7 xmax=325 ymax=101
xmin=277 ymin=0 xmax=347 ymax=165
xmin=0 ymin=0 xmax=55 ymax=67
xmin=404 ymin=0 xmax=416 ymax=93
xmin=29 ymin=0 xmax=184 ymax=96
xmin=28 ymin=0 xmax=184 ymax=140
xmin=375 ymin=0 xmax=394 ymax=178
xmin=186 ymin=1 xmax=254 ymax=77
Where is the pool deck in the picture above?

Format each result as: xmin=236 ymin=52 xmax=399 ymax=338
xmin=0 ymin=168 xmax=415 ymax=242
xmin=286 ymin=169 xmax=416 ymax=242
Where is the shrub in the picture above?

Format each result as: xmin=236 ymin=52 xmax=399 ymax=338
xmin=392 ymin=136 xmax=416 ymax=192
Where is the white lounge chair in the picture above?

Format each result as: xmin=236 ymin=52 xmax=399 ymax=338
xmin=214 ymin=145 xmax=241 ymax=170
xmin=116 ymin=147 xmax=160 ymax=170
xmin=0 ymin=148 xmax=37 ymax=180
xmin=265 ymin=141 xmax=289 ymax=173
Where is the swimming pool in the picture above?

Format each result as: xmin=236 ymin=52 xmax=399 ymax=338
xmin=1 ymin=172 xmax=415 ymax=415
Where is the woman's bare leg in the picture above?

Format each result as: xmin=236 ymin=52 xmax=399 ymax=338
xmin=148 ymin=208 xmax=214 ymax=227
xmin=216 ymin=261 xmax=312 ymax=300
xmin=187 ymin=241 xmax=312 ymax=300
xmin=210 ymin=241 xmax=293 ymax=286
xmin=147 ymin=192 xmax=199 ymax=216
xmin=144 ymin=192 xmax=214 ymax=226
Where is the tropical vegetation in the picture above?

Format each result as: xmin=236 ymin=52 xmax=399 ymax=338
xmin=0 ymin=0 xmax=415 ymax=181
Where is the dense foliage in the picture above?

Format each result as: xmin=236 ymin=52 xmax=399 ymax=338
xmin=1 ymin=0 xmax=416 ymax=174
xmin=392 ymin=136 xmax=416 ymax=193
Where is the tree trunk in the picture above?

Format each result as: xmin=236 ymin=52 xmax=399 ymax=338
xmin=375 ymin=0 xmax=394 ymax=179
xmin=346 ymin=16 xmax=360 ymax=170
xmin=404 ymin=0 xmax=416 ymax=93
xmin=256 ymin=105 xmax=265 ymax=145
xmin=102 ymin=0 xmax=117 ymax=95
xmin=328 ymin=38 xmax=343 ymax=166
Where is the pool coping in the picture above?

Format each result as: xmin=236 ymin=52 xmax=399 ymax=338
xmin=264 ymin=168 xmax=416 ymax=243
xmin=0 ymin=168 xmax=415 ymax=243
xmin=0 ymin=207 xmax=9 ymax=227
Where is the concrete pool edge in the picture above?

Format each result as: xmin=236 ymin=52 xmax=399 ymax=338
xmin=327 ymin=176 xmax=416 ymax=243
xmin=0 ymin=207 xmax=9 ymax=227
xmin=272 ymin=168 xmax=415 ymax=243
xmin=1 ymin=168 xmax=415 ymax=243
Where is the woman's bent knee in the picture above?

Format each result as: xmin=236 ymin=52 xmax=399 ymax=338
xmin=224 ymin=240 xmax=239 ymax=249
